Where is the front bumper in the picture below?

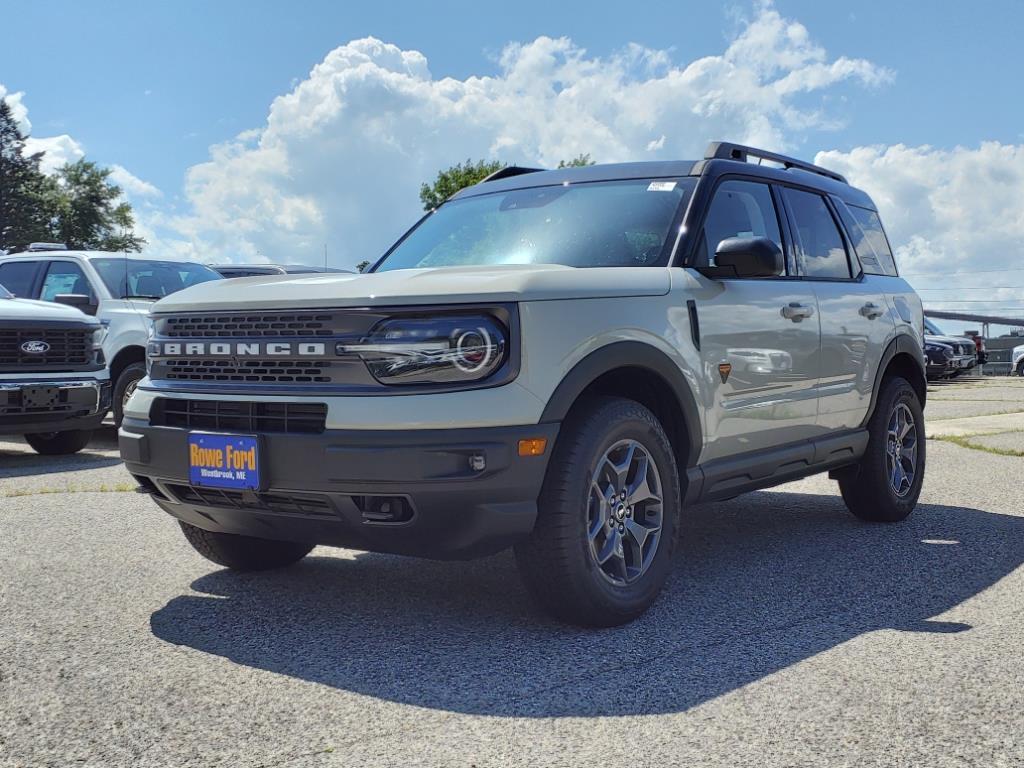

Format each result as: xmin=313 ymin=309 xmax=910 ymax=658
xmin=0 ymin=379 xmax=111 ymax=434
xmin=120 ymin=419 xmax=559 ymax=560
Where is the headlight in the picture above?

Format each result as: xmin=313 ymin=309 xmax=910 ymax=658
xmin=92 ymin=326 xmax=108 ymax=350
xmin=339 ymin=314 xmax=508 ymax=385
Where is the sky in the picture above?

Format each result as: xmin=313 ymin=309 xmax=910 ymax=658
xmin=2 ymin=0 xmax=1023 ymax=332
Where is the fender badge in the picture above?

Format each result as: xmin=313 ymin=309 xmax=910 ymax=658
xmin=718 ymin=362 xmax=732 ymax=383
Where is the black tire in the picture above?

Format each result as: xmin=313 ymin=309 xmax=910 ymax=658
xmin=514 ymin=397 xmax=680 ymax=627
xmin=113 ymin=361 xmax=147 ymax=427
xmin=178 ymin=521 xmax=314 ymax=571
xmin=838 ymin=376 xmax=925 ymax=522
xmin=1017 ymin=361 xmax=1024 ymax=377
xmin=24 ymin=430 xmax=93 ymax=455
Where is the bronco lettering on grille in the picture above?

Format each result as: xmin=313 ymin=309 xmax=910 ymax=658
xmin=159 ymin=342 xmax=328 ymax=356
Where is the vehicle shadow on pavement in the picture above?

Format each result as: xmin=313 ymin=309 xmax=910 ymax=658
xmin=0 ymin=427 xmax=121 ymax=479
xmin=150 ymin=490 xmax=1024 ymax=717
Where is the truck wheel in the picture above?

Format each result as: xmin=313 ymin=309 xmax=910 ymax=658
xmin=514 ymin=397 xmax=680 ymax=627
xmin=178 ymin=521 xmax=314 ymax=571
xmin=113 ymin=362 xmax=146 ymax=427
xmin=1017 ymin=361 xmax=1024 ymax=377
xmin=24 ymin=430 xmax=93 ymax=455
xmin=838 ymin=376 xmax=925 ymax=522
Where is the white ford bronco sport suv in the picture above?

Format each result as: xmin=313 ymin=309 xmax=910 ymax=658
xmin=120 ymin=142 xmax=927 ymax=626
xmin=0 ymin=282 xmax=110 ymax=454
xmin=0 ymin=248 xmax=222 ymax=426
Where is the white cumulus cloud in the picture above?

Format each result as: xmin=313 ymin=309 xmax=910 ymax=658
xmin=815 ymin=142 xmax=1024 ymax=310
xmin=157 ymin=4 xmax=891 ymax=266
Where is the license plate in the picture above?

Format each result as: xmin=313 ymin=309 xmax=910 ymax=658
xmin=188 ymin=433 xmax=260 ymax=490
xmin=21 ymin=386 xmax=60 ymax=409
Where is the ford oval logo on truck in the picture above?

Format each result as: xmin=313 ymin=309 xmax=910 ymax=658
xmin=21 ymin=340 xmax=50 ymax=354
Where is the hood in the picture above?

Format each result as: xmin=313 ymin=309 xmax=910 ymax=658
xmin=152 ymin=264 xmax=671 ymax=313
xmin=926 ymin=334 xmax=973 ymax=346
xmin=0 ymin=296 xmax=97 ymax=324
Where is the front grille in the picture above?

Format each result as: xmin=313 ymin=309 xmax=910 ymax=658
xmin=164 ymin=483 xmax=336 ymax=518
xmin=163 ymin=313 xmax=337 ymax=338
xmin=162 ymin=359 xmax=333 ymax=384
xmin=0 ymin=326 xmax=92 ymax=370
xmin=151 ymin=398 xmax=327 ymax=434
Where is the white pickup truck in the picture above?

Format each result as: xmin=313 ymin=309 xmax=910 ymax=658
xmin=0 ymin=282 xmax=109 ymax=454
xmin=0 ymin=248 xmax=222 ymax=425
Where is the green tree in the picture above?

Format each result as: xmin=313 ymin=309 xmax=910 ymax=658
xmin=0 ymin=100 xmax=52 ymax=252
xmin=0 ymin=98 xmax=145 ymax=253
xmin=43 ymin=160 xmax=145 ymax=252
xmin=558 ymin=153 xmax=595 ymax=168
xmin=420 ymin=155 xmax=597 ymax=213
xmin=419 ymin=158 xmax=505 ymax=211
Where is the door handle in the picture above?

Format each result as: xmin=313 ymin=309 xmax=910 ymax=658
xmin=781 ymin=302 xmax=814 ymax=322
xmin=859 ymin=302 xmax=885 ymax=319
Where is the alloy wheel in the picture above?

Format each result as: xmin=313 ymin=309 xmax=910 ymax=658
xmin=586 ymin=439 xmax=664 ymax=585
xmin=886 ymin=402 xmax=918 ymax=498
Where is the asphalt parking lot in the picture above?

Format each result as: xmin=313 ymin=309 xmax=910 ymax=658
xmin=3 ymin=376 xmax=1024 ymax=767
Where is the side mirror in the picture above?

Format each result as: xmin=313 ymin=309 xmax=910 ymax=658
xmin=54 ymin=293 xmax=98 ymax=316
xmin=709 ymin=237 xmax=784 ymax=278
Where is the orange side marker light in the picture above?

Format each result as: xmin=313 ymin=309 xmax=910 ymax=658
xmin=518 ymin=438 xmax=548 ymax=457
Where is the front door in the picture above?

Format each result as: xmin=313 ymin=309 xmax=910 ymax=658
xmin=690 ymin=179 xmax=822 ymax=463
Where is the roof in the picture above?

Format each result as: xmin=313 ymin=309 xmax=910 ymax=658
xmin=451 ymin=160 xmax=699 ymax=199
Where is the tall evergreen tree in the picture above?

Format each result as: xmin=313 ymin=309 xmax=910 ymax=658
xmin=0 ymin=100 xmax=51 ymax=252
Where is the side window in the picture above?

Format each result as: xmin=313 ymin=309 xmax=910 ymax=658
xmin=40 ymin=261 xmax=96 ymax=303
xmin=700 ymin=180 xmax=784 ymax=269
xmin=835 ymin=201 xmax=898 ymax=276
xmin=0 ymin=261 xmax=40 ymax=297
xmin=783 ymin=188 xmax=852 ymax=279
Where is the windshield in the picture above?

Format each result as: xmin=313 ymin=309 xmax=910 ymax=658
xmin=91 ymin=258 xmax=221 ymax=299
xmin=375 ymin=178 xmax=695 ymax=272
xmin=924 ymin=318 xmax=943 ymax=335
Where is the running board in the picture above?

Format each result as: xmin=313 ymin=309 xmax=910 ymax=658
xmin=684 ymin=428 xmax=868 ymax=504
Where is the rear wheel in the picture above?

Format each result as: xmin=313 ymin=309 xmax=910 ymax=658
xmin=24 ymin=430 xmax=93 ymax=455
xmin=178 ymin=521 xmax=314 ymax=571
xmin=838 ymin=376 xmax=925 ymax=522
xmin=514 ymin=397 xmax=680 ymax=627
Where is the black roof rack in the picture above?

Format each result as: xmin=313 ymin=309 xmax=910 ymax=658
xmin=480 ymin=165 xmax=545 ymax=183
xmin=705 ymin=141 xmax=847 ymax=184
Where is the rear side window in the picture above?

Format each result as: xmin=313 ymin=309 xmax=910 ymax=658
xmin=0 ymin=261 xmax=40 ymax=297
xmin=835 ymin=202 xmax=898 ymax=276
xmin=783 ymin=188 xmax=851 ymax=279
xmin=700 ymin=180 xmax=784 ymax=269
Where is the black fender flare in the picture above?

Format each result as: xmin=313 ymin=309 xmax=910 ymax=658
xmin=862 ymin=333 xmax=927 ymax=427
xmin=539 ymin=341 xmax=703 ymax=467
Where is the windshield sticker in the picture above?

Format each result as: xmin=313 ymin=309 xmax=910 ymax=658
xmin=647 ymin=181 xmax=677 ymax=192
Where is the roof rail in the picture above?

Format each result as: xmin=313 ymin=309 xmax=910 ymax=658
xmin=25 ymin=242 xmax=69 ymax=252
xmin=480 ymin=165 xmax=545 ymax=183
xmin=704 ymin=142 xmax=847 ymax=184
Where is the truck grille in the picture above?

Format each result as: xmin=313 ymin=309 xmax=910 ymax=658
xmin=0 ymin=326 xmax=92 ymax=371
xmin=162 ymin=359 xmax=333 ymax=384
xmin=151 ymin=398 xmax=327 ymax=434
xmin=163 ymin=313 xmax=336 ymax=338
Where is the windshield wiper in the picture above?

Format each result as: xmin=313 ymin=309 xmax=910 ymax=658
xmin=122 ymin=294 xmax=162 ymax=300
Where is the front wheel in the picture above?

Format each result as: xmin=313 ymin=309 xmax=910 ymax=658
xmin=838 ymin=376 xmax=925 ymax=522
xmin=1017 ymin=361 xmax=1024 ymax=377
xmin=113 ymin=361 xmax=147 ymax=427
xmin=179 ymin=522 xmax=314 ymax=571
xmin=514 ymin=397 xmax=680 ymax=627
xmin=24 ymin=430 xmax=93 ymax=455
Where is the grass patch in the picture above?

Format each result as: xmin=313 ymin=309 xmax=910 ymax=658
xmin=2 ymin=481 xmax=137 ymax=498
xmin=931 ymin=433 xmax=1024 ymax=457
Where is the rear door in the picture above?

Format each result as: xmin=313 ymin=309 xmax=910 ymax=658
xmin=690 ymin=178 xmax=822 ymax=462
xmin=780 ymin=187 xmax=894 ymax=430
